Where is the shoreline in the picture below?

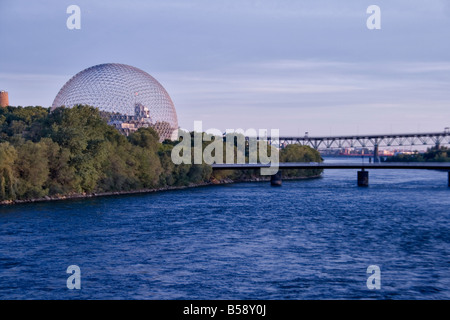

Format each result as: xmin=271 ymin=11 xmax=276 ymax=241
xmin=0 ymin=174 xmax=322 ymax=206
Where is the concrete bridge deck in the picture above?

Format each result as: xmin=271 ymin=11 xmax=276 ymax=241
xmin=211 ymin=162 xmax=450 ymax=170
xmin=211 ymin=162 xmax=450 ymax=186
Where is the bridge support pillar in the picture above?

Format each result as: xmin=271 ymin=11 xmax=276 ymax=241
xmin=373 ymin=145 xmax=380 ymax=163
xmin=270 ymin=170 xmax=282 ymax=186
xmin=358 ymin=169 xmax=369 ymax=187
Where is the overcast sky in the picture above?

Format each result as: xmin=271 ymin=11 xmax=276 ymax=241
xmin=1 ymin=0 xmax=449 ymax=136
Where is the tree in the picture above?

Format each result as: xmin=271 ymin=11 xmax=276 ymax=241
xmin=40 ymin=138 xmax=80 ymax=195
xmin=15 ymin=140 xmax=49 ymax=199
xmin=0 ymin=142 xmax=18 ymax=200
xmin=280 ymin=144 xmax=323 ymax=177
xmin=128 ymin=127 xmax=160 ymax=149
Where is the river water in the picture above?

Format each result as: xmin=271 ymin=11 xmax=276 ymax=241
xmin=0 ymin=157 xmax=449 ymax=299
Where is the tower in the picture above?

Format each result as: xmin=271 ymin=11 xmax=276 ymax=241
xmin=0 ymin=90 xmax=9 ymax=107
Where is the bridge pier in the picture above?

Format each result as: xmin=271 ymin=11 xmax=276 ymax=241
xmin=373 ymin=145 xmax=380 ymax=163
xmin=358 ymin=169 xmax=369 ymax=187
xmin=270 ymin=170 xmax=282 ymax=186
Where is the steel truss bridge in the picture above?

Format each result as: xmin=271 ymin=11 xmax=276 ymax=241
xmin=269 ymin=132 xmax=450 ymax=150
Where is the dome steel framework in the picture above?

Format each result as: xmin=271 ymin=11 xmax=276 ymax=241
xmin=52 ymin=63 xmax=178 ymax=140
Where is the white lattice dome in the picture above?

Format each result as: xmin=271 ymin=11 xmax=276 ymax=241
xmin=52 ymin=63 xmax=178 ymax=140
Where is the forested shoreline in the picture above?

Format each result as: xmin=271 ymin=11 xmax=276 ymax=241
xmin=0 ymin=105 xmax=322 ymax=204
xmin=383 ymin=146 xmax=450 ymax=162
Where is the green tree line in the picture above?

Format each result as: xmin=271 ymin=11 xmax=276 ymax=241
xmin=383 ymin=146 xmax=450 ymax=162
xmin=0 ymin=105 xmax=322 ymax=202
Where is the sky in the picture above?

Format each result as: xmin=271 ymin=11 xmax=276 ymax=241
xmin=0 ymin=0 xmax=449 ymax=136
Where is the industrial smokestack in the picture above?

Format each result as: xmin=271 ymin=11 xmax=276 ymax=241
xmin=0 ymin=90 xmax=9 ymax=107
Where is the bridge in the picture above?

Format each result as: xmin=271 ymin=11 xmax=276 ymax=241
xmin=259 ymin=131 xmax=450 ymax=162
xmin=211 ymin=162 xmax=450 ymax=187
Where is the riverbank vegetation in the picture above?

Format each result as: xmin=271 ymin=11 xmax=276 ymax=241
xmin=383 ymin=146 xmax=450 ymax=162
xmin=0 ymin=105 xmax=322 ymax=202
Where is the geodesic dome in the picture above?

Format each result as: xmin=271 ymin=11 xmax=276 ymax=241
xmin=52 ymin=63 xmax=178 ymax=140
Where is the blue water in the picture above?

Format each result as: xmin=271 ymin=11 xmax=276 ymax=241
xmin=0 ymin=157 xmax=449 ymax=300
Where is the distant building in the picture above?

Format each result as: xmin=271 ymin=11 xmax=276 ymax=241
xmin=0 ymin=90 xmax=9 ymax=107
xmin=108 ymin=103 xmax=158 ymax=135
